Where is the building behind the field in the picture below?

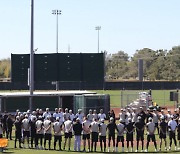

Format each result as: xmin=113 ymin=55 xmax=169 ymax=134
xmin=0 ymin=91 xmax=110 ymax=115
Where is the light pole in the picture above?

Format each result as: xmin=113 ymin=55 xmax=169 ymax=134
xmin=52 ymin=10 xmax=61 ymax=53
xmin=52 ymin=10 xmax=61 ymax=91
xmin=95 ymin=26 xmax=101 ymax=53
xmin=29 ymin=0 xmax=34 ymax=111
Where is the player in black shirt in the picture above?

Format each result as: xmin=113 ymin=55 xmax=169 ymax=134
xmin=6 ymin=114 xmax=13 ymax=140
xmin=137 ymin=107 xmax=146 ymax=123
xmin=177 ymin=119 xmax=180 ymax=150
xmin=159 ymin=116 xmax=168 ymax=151
xmin=30 ymin=117 xmax=37 ymax=148
xmin=126 ymin=118 xmax=135 ymax=152
xmin=173 ymin=109 xmax=179 ymax=124
xmin=2 ymin=112 xmax=8 ymax=138
xmin=107 ymin=117 xmax=118 ymax=152
xmin=134 ymin=116 xmax=145 ymax=152
xmin=146 ymin=108 xmax=153 ymax=123
xmin=14 ymin=116 xmax=22 ymax=148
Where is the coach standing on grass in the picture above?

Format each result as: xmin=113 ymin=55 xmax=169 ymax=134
xmin=134 ymin=116 xmax=145 ymax=152
xmin=14 ymin=116 xmax=22 ymax=148
xmin=107 ymin=117 xmax=118 ymax=152
xmin=159 ymin=116 xmax=168 ymax=151
xmin=168 ymin=115 xmax=177 ymax=151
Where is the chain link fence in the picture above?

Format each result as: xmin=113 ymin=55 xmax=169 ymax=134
xmin=119 ymin=90 xmax=179 ymax=109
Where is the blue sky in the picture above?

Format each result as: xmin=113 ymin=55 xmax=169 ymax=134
xmin=1 ymin=0 xmax=180 ymax=59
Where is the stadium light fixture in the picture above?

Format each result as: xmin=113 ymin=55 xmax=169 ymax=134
xmin=52 ymin=10 xmax=61 ymax=53
xmin=95 ymin=26 xmax=101 ymax=53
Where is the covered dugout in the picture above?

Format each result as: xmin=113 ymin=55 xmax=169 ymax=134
xmin=0 ymin=91 xmax=110 ymax=115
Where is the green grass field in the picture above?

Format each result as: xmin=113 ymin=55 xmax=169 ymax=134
xmin=2 ymin=130 xmax=180 ymax=153
xmin=94 ymin=90 xmax=174 ymax=108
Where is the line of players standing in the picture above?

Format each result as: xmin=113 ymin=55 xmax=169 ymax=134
xmin=0 ymin=107 xmax=180 ymax=152
xmin=119 ymin=106 xmax=180 ymax=152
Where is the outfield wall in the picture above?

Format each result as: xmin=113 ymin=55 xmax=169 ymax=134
xmin=0 ymin=81 xmax=179 ymax=90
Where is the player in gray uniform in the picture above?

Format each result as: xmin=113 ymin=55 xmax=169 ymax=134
xmin=90 ymin=118 xmax=99 ymax=152
xmin=119 ymin=109 xmax=126 ymax=125
xmin=116 ymin=119 xmax=125 ymax=152
xmin=75 ymin=109 xmax=84 ymax=123
xmin=99 ymin=119 xmax=107 ymax=152
xmin=69 ymin=110 xmax=75 ymax=121
xmin=53 ymin=117 xmax=63 ymax=150
xmin=53 ymin=108 xmax=61 ymax=121
xmin=98 ymin=109 xmax=106 ymax=122
xmin=43 ymin=108 xmax=51 ymax=120
xmin=63 ymin=117 xmax=73 ymax=151
xmin=22 ymin=114 xmax=30 ymax=148
xmin=63 ymin=108 xmax=70 ymax=121
xmin=35 ymin=116 xmax=44 ymax=149
xmin=145 ymin=117 xmax=157 ymax=152
xmin=93 ymin=110 xmax=98 ymax=121
xmin=87 ymin=109 xmax=94 ymax=122
xmin=82 ymin=117 xmax=91 ymax=152
xmin=43 ymin=116 xmax=52 ymax=150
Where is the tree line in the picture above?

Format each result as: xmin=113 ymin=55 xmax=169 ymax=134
xmin=0 ymin=46 xmax=180 ymax=81
xmin=105 ymin=46 xmax=180 ymax=81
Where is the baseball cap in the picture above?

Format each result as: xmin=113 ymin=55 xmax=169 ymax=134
xmin=110 ymin=117 xmax=114 ymax=121
xmin=137 ymin=116 xmax=141 ymax=120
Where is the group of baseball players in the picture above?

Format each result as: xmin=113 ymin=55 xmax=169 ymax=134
xmin=0 ymin=106 xmax=180 ymax=152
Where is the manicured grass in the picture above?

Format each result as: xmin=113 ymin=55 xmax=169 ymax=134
xmin=94 ymin=90 xmax=175 ymax=108
xmin=2 ymin=131 xmax=180 ymax=153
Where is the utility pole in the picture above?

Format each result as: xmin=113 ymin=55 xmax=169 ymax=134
xmin=52 ymin=10 xmax=61 ymax=91
xmin=29 ymin=0 xmax=34 ymax=111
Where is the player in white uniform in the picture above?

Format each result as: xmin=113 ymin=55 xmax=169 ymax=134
xmin=90 ymin=118 xmax=99 ymax=152
xmin=93 ymin=110 xmax=98 ymax=121
xmin=53 ymin=108 xmax=61 ymax=121
xmin=22 ymin=114 xmax=30 ymax=148
xmin=58 ymin=108 xmax=64 ymax=123
xmin=63 ymin=117 xmax=73 ymax=151
xmin=132 ymin=108 xmax=137 ymax=124
xmin=75 ymin=109 xmax=84 ymax=123
xmin=166 ymin=109 xmax=172 ymax=122
xmin=82 ymin=117 xmax=91 ymax=152
xmin=43 ymin=116 xmax=52 ymax=150
xmin=119 ymin=109 xmax=126 ymax=125
xmin=98 ymin=109 xmax=106 ymax=122
xmin=43 ymin=108 xmax=51 ymax=120
xmin=53 ymin=117 xmax=63 ymax=150
xmin=35 ymin=116 xmax=44 ymax=149
xmin=69 ymin=110 xmax=75 ymax=121
xmin=125 ymin=108 xmax=132 ymax=125
xmin=87 ymin=109 xmax=94 ymax=122
xmin=116 ymin=119 xmax=125 ymax=152
xmin=63 ymin=108 xmax=70 ymax=121
xmin=99 ymin=119 xmax=107 ymax=152
xmin=145 ymin=117 xmax=157 ymax=152
xmin=152 ymin=109 xmax=159 ymax=134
